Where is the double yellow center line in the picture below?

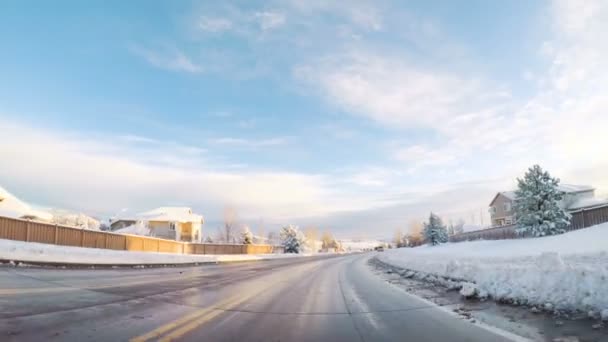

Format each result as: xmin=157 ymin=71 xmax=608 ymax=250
xmin=130 ymin=261 xmax=322 ymax=341
xmin=130 ymin=287 xmax=265 ymax=342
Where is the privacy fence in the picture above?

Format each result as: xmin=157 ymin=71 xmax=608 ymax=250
xmin=450 ymin=204 xmax=608 ymax=242
xmin=0 ymin=216 xmax=282 ymax=255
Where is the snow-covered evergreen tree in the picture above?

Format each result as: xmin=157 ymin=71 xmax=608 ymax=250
xmin=423 ymin=212 xmax=448 ymax=246
xmin=514 ymin=165 xmax=571 ymax=237
xmin=241 ymin=226 xmax=253 ymax=244
xmin=279 ymin=225 xmax=306 ymax=253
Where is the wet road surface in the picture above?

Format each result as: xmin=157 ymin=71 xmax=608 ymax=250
xmin=0 ymin=254 xmax=519 ymax=341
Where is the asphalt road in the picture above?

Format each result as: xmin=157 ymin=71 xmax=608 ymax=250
xmin=0 ymin=254 xmax=518 ymax=342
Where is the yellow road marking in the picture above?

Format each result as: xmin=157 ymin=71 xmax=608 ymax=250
xmin=131 ymin=282 xmax=274 ymax=342
xmin=131 ymin=261 xmax=320 ymax=341
xmin=157 ymin=295 xmax=249 ymax=342
xmin=129 ymin=309 xmax=210 ymax=342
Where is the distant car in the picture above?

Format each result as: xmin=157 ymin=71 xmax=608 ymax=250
xmin=374 ymin=246 xmax=384 ymax=252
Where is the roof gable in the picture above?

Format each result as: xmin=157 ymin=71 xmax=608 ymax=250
xmin=489 ymin=192 xmax=515 ymax=206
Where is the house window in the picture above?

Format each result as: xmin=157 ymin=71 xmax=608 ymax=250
xmin=505 ymin=217 xmax=512 ymax=225
xmin=489 ymin=206 xmax=496 ymax=214
xmin=169 ymin=222 xmax=176 ymax=231
xmin=504 ymin=202 xmax=511 ymax=212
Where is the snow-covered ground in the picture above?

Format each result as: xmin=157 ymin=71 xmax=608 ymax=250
xmin=339 ymin=239 xmax=383 ymax=251
xmin=114 ymin=222 xmax=153 ymax=236
xmin=0 ymin=186 xmax=53 ymax=221
xmin=0 ymin=239 xmax=310 ymax=266
xmin=377 ymin=223 xmax=608 ymax=315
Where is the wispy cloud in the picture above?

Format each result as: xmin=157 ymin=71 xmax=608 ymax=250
xmin=199 ymin=16 xmax=233 ymax=32
xmin=131 ymin=46 xmax=203 ymax=74
xmin=254 ymin=11 xmax=286 ymax=31
xmin=210 ymin=136 xmax=289 ymax=148
xmin=0 ymin=120 xmax=331 ymax=220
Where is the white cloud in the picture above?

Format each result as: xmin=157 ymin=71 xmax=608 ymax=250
xmin=0 ymin=121 xmax=332 ymax=221
xmin=210 ymin=137 xmax=289 ymax=148
xmin=348 ymin=6 xmax=383 ymax=31
xmin=199 ymin=16 xmax=233 ymax=32
xmin=393 ymin=145 xmax=457 ymax=170
xmin=295 ymin=51 xmax=513 ymax=170
xmin=254 ymin=11 xmax=286 ymax=31
xmin=296 ymin=0 xmax=608 ymax=179
xmin=132 ymin=46 xmax=202 ymax=74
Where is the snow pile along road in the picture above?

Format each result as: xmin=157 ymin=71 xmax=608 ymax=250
xmin=377 ymin=223 xmax=608 ymax=315
xmin=0 ymin=239 xmax=308 ymax=266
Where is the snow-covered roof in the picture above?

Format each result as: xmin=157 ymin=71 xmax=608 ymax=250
xmin=114 ymin=222 xmax=153 ymax=237
xmin=490 ymin=184 xmax=595 ymax=206
xmin=501 ymin=191 xmax=517 ymax=200
xmin=489 ymin=191 xmax=517 ymax=206
xmin=568 ymin=197 xmax=608 ymax=211
xmin=114 ymin=206 xmax=204 ymax=224
xmin=0 ymin=186 xmax=53 ymax=221
xmin=557 ymin=184 xmax=594 ymax=194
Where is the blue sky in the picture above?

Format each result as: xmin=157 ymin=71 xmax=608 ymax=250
xmin=1 ymin=0 xmax=607 ymax=238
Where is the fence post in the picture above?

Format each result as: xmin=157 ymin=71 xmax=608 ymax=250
xmin=26 ymin=221 xmax=31 ymax=242
xmin=80 ymin=229 xmax=85 ymax=247
xmin=54 ymin=224 xmax=59 ymax=244
xmin=104 ymin=234 xmax=108 ymax=249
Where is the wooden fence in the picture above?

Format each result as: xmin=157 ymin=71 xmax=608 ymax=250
xmin=450 ymin=204 xmax=608 ymax=242
xmin=0 ymin=216 xmax=282 ymax=255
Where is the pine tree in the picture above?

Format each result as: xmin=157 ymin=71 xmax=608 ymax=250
xmin=241 ymin=226 xmax=253 ymax=244
xmin=423 ymin=212 xmax=448 ymax=246
xmin=514 ymin=165 xmax=571 ymax=237
xmin=279 ymin=225 xmax=307 ymax=253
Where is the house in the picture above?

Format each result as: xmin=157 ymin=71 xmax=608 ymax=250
xmin=110 ymin=207 xmax=204 ymax=243
xmin=489 ymin=184 xmax=607 ymax=227
xmin=488 ymin=191 xmax=517 ymax=227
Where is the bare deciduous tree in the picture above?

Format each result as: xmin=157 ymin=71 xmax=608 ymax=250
xmin=223 ymin=206 xmax=238 ymax=244
xmin=407 ymin=220 xmax=424 ymax=246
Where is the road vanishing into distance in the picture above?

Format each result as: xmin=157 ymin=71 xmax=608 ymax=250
xmin=0 ymin=254 xmax=518 ymax=342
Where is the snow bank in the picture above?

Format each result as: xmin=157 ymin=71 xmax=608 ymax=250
xmin=115 ymin=222 xmax=153 ymax=236
xmin=339 ymin=239 xmax=383 ymax=251
xmin=378 ymin=223 xmax=608 ymax=314
xmin=0 ymin=239 xmax=308 ymax=266
xmin=0 ymin=186 xmax=53 ymax=221
xmin=49 ymin=209 xmax=101 ymax=230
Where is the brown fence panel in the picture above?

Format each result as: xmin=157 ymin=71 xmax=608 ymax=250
xmin=143 ymin=237 xmax=159 ymax=252
xmin=204 ymin=244 xmax=217 ymax=254
xmin=197 ymin=244 xmax=205 ymax=254
xmin=158 ymin=239 xmax=183 ymax=254
xmin=82 ymin=230 xmax=109 ymax=249
xmin=56 ymin=226 xmax=83 ymax=247
xmin=183 ymin=243 xmax=195 ymax=254
xmin=0 ymin=217 xmax=27 ymax=241
xmin=0 ymin=216 xmax=280 ymax=256
xmin=126 ymin=235 xmax=145 ymax=252
xmin=26 ymin=222 xmax=55 ymax=244
xmin=106 ymin=234 xmax=127 ymax=250
xmin=245 ymin=244 xmax=273 ymax=254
